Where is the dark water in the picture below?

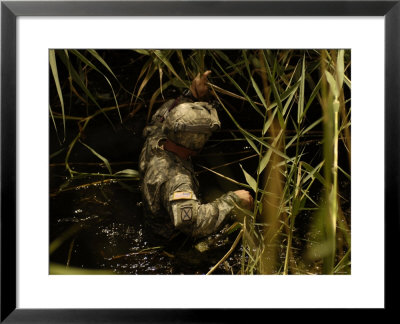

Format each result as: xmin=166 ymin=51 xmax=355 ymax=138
xmin=49 ymin=156 xmax=350 ymax=275
xmin=49 ymin=186 xmax=246 ymax=274
xmin=49 ymin=161 xmax=247 ymax=275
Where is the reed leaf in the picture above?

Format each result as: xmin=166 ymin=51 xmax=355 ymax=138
xmin=176 ymin=50 xmax=190 ymax=80
xmin=134 ymin=49 xmax=150 ymax=56
xmin=301 ymin=161 xmax=326 ymax=186
xmin=243 ymin=50 xmax=268 ymax=111
xmin=336 ymin=50 xmax=345 ymax=89
xmin=262 ymin=108 xmax=277 ymax=136
xmin=297 ymin=55 xmax=306 ymax=124
xmin=212 ymin=53 xmax=264 ymax=117
xmin=212 ymin=87 xmax=290 ymax=160
xmin=240 ymin=164 xmax=258 ymax=193
xmin=325 ymin=70 xmax=339 ymax=99
xmin=282 ymin=82 xmax=300 ymax=116
xmin=302 ymin=76 xmax=322 ymax=120
xmin=79 ymin=140 xmax=113 ymax=175
xmin=49 ymin=49 xmax=66 ymax=141
xmin=58 ymin=51 xmax=115 ymax=129
xmin=152 ymin=50 xmax=187 ymax=87
xmin=213 ymin=50 xmax=245 ymax=78
xmin=258 ymin=128 xmax=284 ymax=175
xmin=261 ymin=50 xmax=285 ymax=128
xmin=49 ymin=104 xmax=61 ymax=145
xmin=113 ymin=169 xmax=140 ymax=178
xmin=70 ymin=50 xmax=121 ymax=122
xmin=87 ymin=49 xmax=118 ymax=80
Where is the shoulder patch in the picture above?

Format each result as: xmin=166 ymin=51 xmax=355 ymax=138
xmin=180 ymin=206 xmax=193 ymax=222
xmin=170 ymin=191 xmax=193 ymax=201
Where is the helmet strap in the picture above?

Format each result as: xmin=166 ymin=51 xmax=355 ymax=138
xmin=163 ymin=139 xmax=198 ymax=160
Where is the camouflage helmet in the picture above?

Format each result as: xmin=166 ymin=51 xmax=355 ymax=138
xmin=162 ymin=101 xmax=221 ymax=151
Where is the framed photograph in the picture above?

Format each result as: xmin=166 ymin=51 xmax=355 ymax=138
xmin=1 ymin=0 xmax=397 ymax=321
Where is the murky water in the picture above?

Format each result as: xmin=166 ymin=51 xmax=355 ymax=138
xmin=49 ymin=163 xmax=247 ymax=275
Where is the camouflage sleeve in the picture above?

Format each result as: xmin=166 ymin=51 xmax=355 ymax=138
xmin=163 ymin=181 xmax=241 ymax=238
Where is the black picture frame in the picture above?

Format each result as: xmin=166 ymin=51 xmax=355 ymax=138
xmin=1 ymin=0 xmax=398 ymax=322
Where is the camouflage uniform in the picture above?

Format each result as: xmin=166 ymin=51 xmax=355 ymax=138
xmin=139 ymin=96 xmax=241 ymax=239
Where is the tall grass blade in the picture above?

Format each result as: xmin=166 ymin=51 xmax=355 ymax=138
xmin=239 ymin=164 xmax=257 ymax=193
xmin=87 ymin=49 xmax=118 ymax=80
xmin=79 ymin=140 xmax=113 ymax=175
xmin=243 ymin=50 xmax=268 ymax=111
xmin=261 ymin=51 xmax=285 ymax=128
xmin=301 ymin=161 xmax=326 ymax=186
xmin=282 ymin=82 xmax=300 ymax=116
xmin=302 ymin=77 xmax=322 ymax=120
xmin=176 ymin=50 xmax=191 ymax=80
xmin=197 ymin=164 xmax=252 ymax=191
xmin=262 ymin=108 xmax=277 ymax=136
xmin=49 ymin=104 xmax=61 ymax=145
xmin=70 ymin=50 xmax=122 ymax=123
xmin=49 ymin=49 xmax=66 ymax=141
xmin=298 ymin=55 xmax=306 ymax=124
xmin=113 ymin=169 xmax=140 ymax=179
xmin=213 ymin=50 xmax=245 ymax=77
xmin=212 ymin=54 xmax=264 ymax=117
xmin=258 ymin=129 xmax=284 ymax=175
xmin=152 ymin=50 xmax=187 ymax=86
xmin=325 ymin=70 xmax=339 ymax=99
xmin=57 ymin=52 xmax=115 ymax=129
xmin=336 ymin=50 xmax=345 ymax=89
xmin=212 ymin=87 xmax=290 ymax=160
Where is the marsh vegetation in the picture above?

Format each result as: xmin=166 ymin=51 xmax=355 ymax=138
xmin=49 ymin=49 xmax=351 ymax=275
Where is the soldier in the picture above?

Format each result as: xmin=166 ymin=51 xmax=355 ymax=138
xmin=139 ymin=71 xmax=253 ymax=239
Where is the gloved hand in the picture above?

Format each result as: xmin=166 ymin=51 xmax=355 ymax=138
xmin=190 ymin=70 xmax=212 ymax=100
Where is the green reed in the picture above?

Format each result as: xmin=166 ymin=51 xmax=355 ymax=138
xmin=203 ymin=49 xmax=351 ymax=274
xmin=49 ymin=49 xmax=351 ymax=274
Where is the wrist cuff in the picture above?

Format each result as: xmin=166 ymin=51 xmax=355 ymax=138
xmin=227 ymin=191 xmax=242 ymax=205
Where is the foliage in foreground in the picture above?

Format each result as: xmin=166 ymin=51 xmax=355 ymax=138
xmin=49 ymin=49 xmax=351 ymax=274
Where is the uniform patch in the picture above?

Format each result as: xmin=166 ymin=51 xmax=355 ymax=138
xmin=181 ymin=206 xmax=193 ymax=222
xmin=171 ymin=191 xmax=193 ymax=200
